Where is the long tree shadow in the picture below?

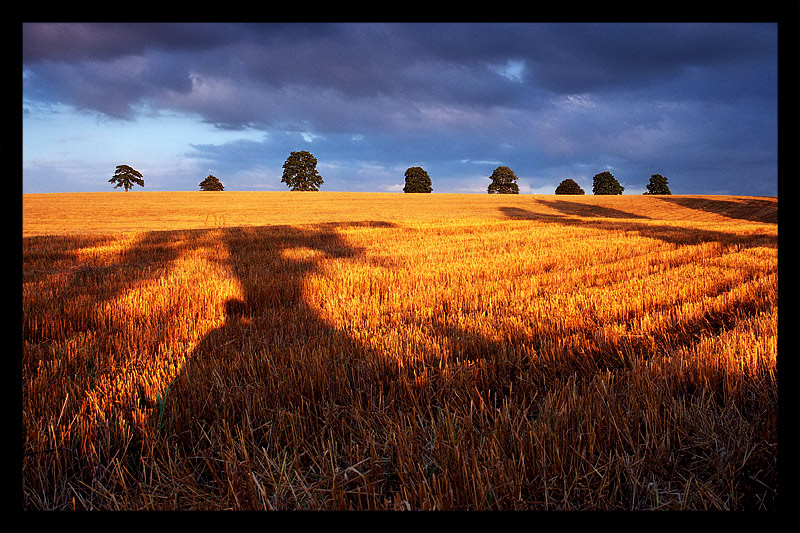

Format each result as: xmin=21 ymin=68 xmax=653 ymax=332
xmin=24 ymin=230 xmax=190 ymax=316
xmin=536 ymin=199 xmax=650 ymax=219
xmin=494 ymin=204 xmax=777 ymax=388
xmin=23 ymin=228 xmax=215 ymax=400
xmin=498 ymin=206 xmax=775 ymax=249
xmin=23 ymin=229 xmax=212 ymax=354
xmin=22 ymin=228 xmax=225 ymax=503
xmin=653 ymin=196 xmax=777 ymax=224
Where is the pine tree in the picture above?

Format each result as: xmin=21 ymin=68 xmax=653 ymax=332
xmin=108 ymin=164 xmax=144 ymax=192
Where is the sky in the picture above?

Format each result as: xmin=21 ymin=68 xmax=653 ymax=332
xmin=22 ymin=22 xmax=779 ymax=195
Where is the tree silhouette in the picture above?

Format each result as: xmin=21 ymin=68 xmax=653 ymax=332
xmin=199 ymin=175 xmax=225 ymax=191
xmin=109 ymin=165 xmax=144 ymax=192
xmin=403 ymin=167 xmax=433 ymax=193
xmin=643 ymin=174 xmax=672 ymax=195
xmin=592 ymin=171 xmax=624 ymax=195
xmin=555 ymin=179 xmax=585 ymax=195
xmin=487 ymin=166 xmax=520 ymax=194
xmin=281 ymin=151 xmax=324 ymax=191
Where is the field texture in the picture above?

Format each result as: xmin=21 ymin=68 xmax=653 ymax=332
xmin=22 ymin=192 xmax=777 ymax=511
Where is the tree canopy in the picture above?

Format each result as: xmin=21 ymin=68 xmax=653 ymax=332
xmin=281 ymin=151 xmax=324 ymax=191
xmin=487 ymin=166 xmax=520 ymax=194
xmin=403 ymin=167 xmax=433 ymax=193
xmin=555 ymin=178 xmax=585 ymax=195
xmin=108 ymin=164 xmax=144 ymax=192
xmin=199 ymin=174 xmax=225 ymax=191
xmin=644 ymin=174 xmax=672 ymax=195
xmin=592 ymin=171 xmax=624 ymax=195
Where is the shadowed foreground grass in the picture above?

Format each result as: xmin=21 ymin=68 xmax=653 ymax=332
xmin=22 ymin=193 xmax=778 ymax=515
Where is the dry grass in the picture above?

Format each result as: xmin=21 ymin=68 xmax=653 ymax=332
xmin=22 ymin=191 xmax=777 ymax=237
xmin=22 ymin=192 xmax=777 ymax=512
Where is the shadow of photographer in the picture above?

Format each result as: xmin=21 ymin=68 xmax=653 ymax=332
xmin=157 ymin=222 xmax=425 ymax=505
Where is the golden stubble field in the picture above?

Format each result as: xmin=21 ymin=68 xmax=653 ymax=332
xmin=22 ymin=192 xmax=778 ymax=512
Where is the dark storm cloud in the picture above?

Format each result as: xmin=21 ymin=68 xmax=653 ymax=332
xmin=519 ymin=23 xmax=776 ymax=95
xmin=22 ymin=23 xmax=241 ymax=63
xmin=22 ymin=22 xmax=776 ymax=126
xmin=22 ymin=22 xmax=778 ymax=195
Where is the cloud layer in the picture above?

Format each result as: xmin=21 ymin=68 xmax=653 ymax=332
xmin=22 ymin=23 xmax=778 ymax=195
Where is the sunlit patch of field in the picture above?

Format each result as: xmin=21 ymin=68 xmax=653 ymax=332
xmin=22 ymin=191 xmax=777 ymax=236
xmin=22 ymin=192 xmax=777 ymax=511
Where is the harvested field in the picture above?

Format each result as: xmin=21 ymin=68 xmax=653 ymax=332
xmin=22 ymin=192 xmax=778 ymax=515
xmin=22 ymin=191 xmax=777 ymax=236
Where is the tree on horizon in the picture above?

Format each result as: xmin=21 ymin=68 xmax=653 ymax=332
xmin=643 ymin=174 xmax=672 ymax=195
xmin=592 ymin=171 xmax=624 ymax=195
xmin=199 ymin=174 xmax=225 ymax=191
xmin=555 ymin=178 xmax=585 ymax=195
xmin=403 ymin=167 xmax=433 ymax=193
xmin=487 ymin=166 xmax=520 ymax=194
xmin=281 ymin=151 xmax=324 ymax=191
xmin=108 ymin=164 xmax=144 ymax=192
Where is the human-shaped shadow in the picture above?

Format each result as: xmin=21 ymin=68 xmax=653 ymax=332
xmin=160 ymin=222 xmax=438 ymax=503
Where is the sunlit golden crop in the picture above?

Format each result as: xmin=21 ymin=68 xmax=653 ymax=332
xmin=22 ymin=192 xmax=777 ymax=511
